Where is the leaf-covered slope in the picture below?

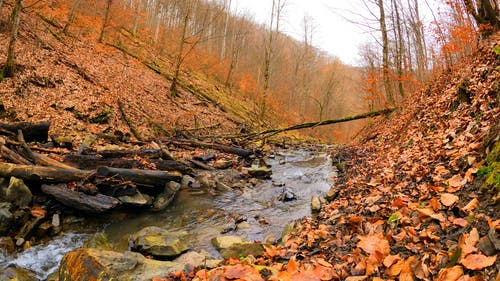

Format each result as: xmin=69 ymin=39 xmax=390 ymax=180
xmin=188 ymin=33 xmax=500 ymax=281
xmin=0 ymin=8 xmax=251 ymax=143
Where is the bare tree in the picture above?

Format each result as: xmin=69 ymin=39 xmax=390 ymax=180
xmin=99 ymin=0 xmax=113 ymax=43
xmin=63 ymin=0 xmax=83 ymax=34
xmin=259 ymin=0 xmax=286 ymax=122
xmin=3 ymin=0 xmax=23 ymax=78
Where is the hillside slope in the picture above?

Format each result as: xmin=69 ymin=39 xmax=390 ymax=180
xmin=0 ymin=6 xmax=253 ymax=143
xmin=189 ymin=33 xmax=500 ymax=280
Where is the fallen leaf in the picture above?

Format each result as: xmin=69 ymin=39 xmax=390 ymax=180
xmin=447 ymin=174 xmax=466 ymax=192
xmin=386 ymin=259 xmax=404 ymax=276
xmin=383 ymin=254 xmax=401 ymax=267
xmin=357 ymin=232 xmax=390 ymax=258
xmin=287 ymin=257 xmax=299 ymax=274
xmin=461 ymin=198 xmax=479 ymax=213
xmin=30 ymin=206 xmax=47 ymax=218
xmin=435 ymin=265 xmax=463 ymax=281
xmin=225 ymin=264 xmax=263 ymax=281
xmin=399 ymin=256 xmax=416 ymax=281
xmin=460 ymin=254 xmax=496 ymax=270
xmin=441 ymin=193 xmax=459 ymax=207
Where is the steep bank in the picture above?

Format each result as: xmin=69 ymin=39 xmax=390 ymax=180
xmin=0 ymin=6 xmax=254 ymax=143
xmin=184 ymin=33 xmax=499 ymax=280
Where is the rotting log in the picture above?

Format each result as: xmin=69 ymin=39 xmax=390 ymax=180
xmin=96 ymin=166 xmax=181 ymax=189
xmin=0 ymin=121 xmax=50 ymax=142
xmin=63 ymin=154 xmax=193 ymax=173
xmin=171 ymin=139 xmax=254 ymax=157
xmin=188 ymin=159 xmax=215 ymax=171
xmin=118 ymin=99 xmax=143 ymax=142
xmin=41 ymin=184 xmax=120 ymax=213
xmin=0 ymin=162 xmax=91 ymax=183
xmin=81 ymin=148 xmax=165 ymax=159
xmin=0 ymin=143 xmax=32 ymax=165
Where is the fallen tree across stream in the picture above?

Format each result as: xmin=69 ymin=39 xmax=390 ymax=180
xmin=245 ymin=108 xmax=395 ymax=140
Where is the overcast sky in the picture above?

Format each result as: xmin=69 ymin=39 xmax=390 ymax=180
xmin=233 ymin=0 xmax=437 ymax=66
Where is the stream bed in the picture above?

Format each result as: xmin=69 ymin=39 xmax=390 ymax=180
xmin=0 ymin=149 xmax=335 ymax=279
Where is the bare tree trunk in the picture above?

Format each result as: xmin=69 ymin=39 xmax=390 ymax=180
xmin=391 ymin=0 xmax=405 ymax=99
xmin=133 ymin=0 xmax=141 ymax=34
xmin=170 ymin=10 xmax=190 ymax=97
xmin=220 ymin=0 xmax=232 ymax=59
xmin=99 ymin=0 xmax=113 ymax=43
xmin=378 ymin=0 xmax=394 ymax=106
xmin=63 ymin=0 xmax=82 ymax=34
xmin=3 ymin=0 xmax=23 ymax=78
xmin=464 ymin=0 xmax=500 ymax=37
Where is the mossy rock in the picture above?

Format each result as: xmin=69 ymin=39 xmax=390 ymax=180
xmin=479 ymin=142 xmax=500 ymax=197
xmin=90 ymin=107 xmax=113 ymax=124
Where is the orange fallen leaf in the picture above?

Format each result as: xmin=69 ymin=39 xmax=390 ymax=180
xmin=287 ymin=257 xmax=299 ymax=274
xmin=399 ymin=256 xmax=416 ymax=281
xmin=451 ymin=217 xmax=469 ymax=227
xmin=386 ymin=259 xmax=404 ymax=276
xmin=225 ymin=264 xmax=263 ymax=281
xmin=383 ymin=254 xmax=401 ymax=268
xmin=447 ymin=174 xmax=466 ymax=192
xmin=357 ymin=232 xmax=390 ymax=258
xmin=435 ymin=265 xmax=463 ymax=281
xmin=461 ymin=198 xmax=478 ymax=213
xmin=429 ymin=197 xmax=441 ymax=211
xmin=440 ymin=193 xmax=459 ymax=207
xmin=460 ymin=254 xmax=496 ymax=270
xmin=30 ymin=206 xmax=47 ymax=219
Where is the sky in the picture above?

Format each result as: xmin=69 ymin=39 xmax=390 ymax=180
xmin=232 ymin=0 xmax=371 ymax=65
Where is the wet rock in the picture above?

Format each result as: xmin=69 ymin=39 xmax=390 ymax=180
xmin=59 ymin=248 xmax=184 ymax=281
xmin=131 ymin=226 xmax=188 ymax=259
xmin=324 ymin=187 xmax=339 ymax=202
xmin=249 ymin=178 xmax=259 ymax=186
xmin=0 ymin=236 xmax=15 ymax=254
xmin=278 ymin=188 xmax=296 ymax=202
xmin=84 ymin=232 xmax=113 ymax=250
xmin=272 ymin=181 xmax=285 ymax=187
xmin=213 ymin=159 xmax=232 ymax=169
xmin=237 ymin=222 xmax=250 ymax=229
xmin=219 ymin=242 xmax=267 ymax=260
xmin=215 ymin=181 xmax=232 ymax=192
xmin=51 ymin=214 xmax=60 ymax=228
xmin=281 ymin=223 xmax=297 ymax=244
xmin=311 ymin=195 xmax=321 ymax=213
xmin=173 ymin=251 xmax=221 ymax=270
xmin=243 ymin=167 xmax=272 ymax=179
xmin=211 ymin=235 xmax=243 ymax=250
xmin=6 ymin=177 xmax=32 ymax=207
xmin=0 ymin=203 xmax=13 ymax=236
xmin=0 ymin=264 xmax=38 ymax=281
xmin=196 ymin=174 xmax=213 ymax=189
xmin=36 ymin=221 xmax=53 ymax=237
xmin=118 ymin=192 xmax=152 ymax=207
xmin=152 ymin=181 xmax=181 ymax=212
xmin=15 ymin=217 xmax=43 ymax=247
xmin=181 ymin=175 xmax=195 ymax=188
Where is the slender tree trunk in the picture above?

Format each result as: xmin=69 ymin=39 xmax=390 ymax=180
xmin=99 ymin=0 xmax=113 ymax=43
xmin=378 ymin=0 xmax=394 ymax=106
xmin=220 ymin=0 xmax=232 ymax=59
xmin=63 ymin=0 xmax=82 ymax=34
xmin=133 ymin=0 xmax=141 ymax=34
xmin=392 ymin=0 xmax=405 ymax=99
xmin=170 ymin=11 xmax=190 ymax=97
xmin=3 ymin=0 xmax=23 ymax=78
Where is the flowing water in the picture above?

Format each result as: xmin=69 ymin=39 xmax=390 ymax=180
xmin=0 ymin=149 xmax=335 ymax=279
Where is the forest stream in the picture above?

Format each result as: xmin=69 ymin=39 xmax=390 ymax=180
xmin=0 ymin=149 xmax=335 ymax=279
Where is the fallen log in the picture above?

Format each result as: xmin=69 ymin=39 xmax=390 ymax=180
xmin=0 ymin=121 xmax=50 ymax=142
xmin=118 ymin=99 xmax=143 ymax=142
xmin=63 ymin=154 xmax=192 ymax=173
xmin=246 ymin=108 xmax=396 ymax=139
xmin=41 ymin=184 xmax=120 ymax=213
xmin=188 ymin=159 xmax=215 ymax=171
xmin=0 ymin=143 xmax=32 ymax=165
xmin=82 ymin=148 xmax=165 ymax=159
xmin=96 ymin=166 xmax=181 ymax=189
xmin=0 ymin=162 xmax=91 ymax=183
xmin=171 ymin=139 xmax=254 ymax=157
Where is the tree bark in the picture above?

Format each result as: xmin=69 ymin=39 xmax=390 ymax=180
xmin=99 ymin=0 xmax=113 ymax=43
xmin=170 ymin=139 xmax=254 ymax=157
xmin=378 ymin=0 xmax=394 ymax=106
xmin=0 ymin=162 xmax=91 ymax=183
xmin=3 ymin=0 xmax=23 ymax=78
xmin=96 ymin=166 xmax=181 ymax=189
xmin=63 ymin=0 xmax=82 ymax=34
xmin=0 ymin=121 xmax=50 ymax=142
xmin=42 ymin=184 xmax=120 ymax=213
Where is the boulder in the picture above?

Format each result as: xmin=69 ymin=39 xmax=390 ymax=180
xmin=6 ymin=177 xmax=32 ymax=207
xmin=0 ymin=236 xmax=15 ymax=254
xmin=278 ymin=188 xmax=296 ymax=202
xmin=0 ymin=203 xmax=13 ymax=236
xmin=211 ymin=235 xmax=243 ymax=250
xmin=219 ymin=242 xmax=267 ymax=260
xmin=173 ymin=251 xmax=221 ymax=270
xmin=243 ymin=167 xmax=272 ymax=179
xmin=118 ymin=192 xmax=152 ymax=207
xmin=311 ymin=195 xmax=321 ymax=213
xmin=213 ymin=159 xmax=232 ymax=169
xmin=130 ymin=226 xmax=188 ymax=259
xmin=152 ymin=181 xmax=181 ymax=212
xmin=0 ymin=265 xmax=38 ymax=281
xmin=58 ymin=248 xmax=184 ymax=281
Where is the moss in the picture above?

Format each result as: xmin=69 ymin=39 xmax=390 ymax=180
xmin=480 ymin=142 xmax=500 ymax=194
xmin=90 ymin=106 xmax=113 ymax=124
xmin=457 ymin=78 xmax=472 ymax=104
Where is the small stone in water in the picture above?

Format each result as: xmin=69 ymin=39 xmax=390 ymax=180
xmin=278 ymin=188 xmax=297 ymax=202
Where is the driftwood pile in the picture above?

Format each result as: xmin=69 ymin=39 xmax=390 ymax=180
xmin=0 ymin=121 xmax=255 ymax=214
